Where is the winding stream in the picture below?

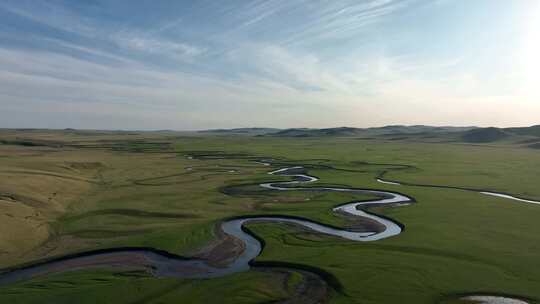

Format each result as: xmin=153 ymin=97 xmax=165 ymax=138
xmin=460 ymin=295 xmax=530 ymax=304
xmin=376 ymin=177 xmax=540 ymax=205
xmin=0 ymin=160 xmax=534 ymax=303
xmin=0 ymin=162 xmax=411 ymax=285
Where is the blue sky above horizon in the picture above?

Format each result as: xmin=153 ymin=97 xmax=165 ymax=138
xmin=1 ymin=0 xmax=539 ymax=130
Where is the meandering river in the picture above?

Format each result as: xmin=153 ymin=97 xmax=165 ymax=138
xmin=0 ymin=161 xmax=533 ymax=303
xmin=0 ymin=162 xmax=411 ymax=284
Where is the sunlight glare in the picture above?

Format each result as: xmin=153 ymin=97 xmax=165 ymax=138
xmin=518 ymin=3 xmax=540 ymax=97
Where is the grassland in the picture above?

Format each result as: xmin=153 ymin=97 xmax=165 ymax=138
xmin=1 ymin=129 xmax=540 ymax=303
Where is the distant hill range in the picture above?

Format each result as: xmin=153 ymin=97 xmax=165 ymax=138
xmin=460 ymin=125 xmax=540 ymax=147
xmin=198 ymin=128 xmax=281 ymax=136
xmin=198 ymin=125 xmax=540 ymax=148
xmin=268 ymin=125 xmax=476 ymax=137
xmin=461 ymin=127 xmax=510 ymax=143
xmin=199 ymin=125 xmax=476 ymax=137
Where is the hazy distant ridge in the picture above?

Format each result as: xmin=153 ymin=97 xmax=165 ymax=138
xmin=198 ymin=125 xmax=477 ymax=137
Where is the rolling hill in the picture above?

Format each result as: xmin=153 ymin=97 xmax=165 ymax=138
xmin=461 ymin=127 xmax=510 ymax=143
xmin=266 ymin=125 xmax=476 ymax=137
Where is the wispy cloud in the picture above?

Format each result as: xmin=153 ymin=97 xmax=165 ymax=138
xmin=1 ymin=0 xmax=538 ymax=129
xmin=0 ymin=1 xmax=205 ymax=64
xmin=209 ymin=0 xmax=414 ymax=47
xmin=0 ymin=1 xmax=99 ymax=37
xmin=116 ymin=35 xmax=206 ymax=59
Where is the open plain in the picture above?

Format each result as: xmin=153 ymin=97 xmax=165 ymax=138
xmin=0 ymin=128 xmax=539 ymax=303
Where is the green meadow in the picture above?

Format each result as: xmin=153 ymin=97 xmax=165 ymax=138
xmin=1 ymin=130 xmax=539 ymax=303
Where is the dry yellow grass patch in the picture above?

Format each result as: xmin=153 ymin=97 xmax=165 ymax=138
xmin=0 ymin=145 xmax=107 ymax=267
xmin=0 ymin=198 xmax=48 ymax=264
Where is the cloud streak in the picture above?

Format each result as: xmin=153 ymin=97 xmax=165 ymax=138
xmin=0 ymin=0 xmax=538 ymax=129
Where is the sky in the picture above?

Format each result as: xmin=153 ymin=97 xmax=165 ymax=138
xmin=1 ymin=0 xmax=539 ymax=130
